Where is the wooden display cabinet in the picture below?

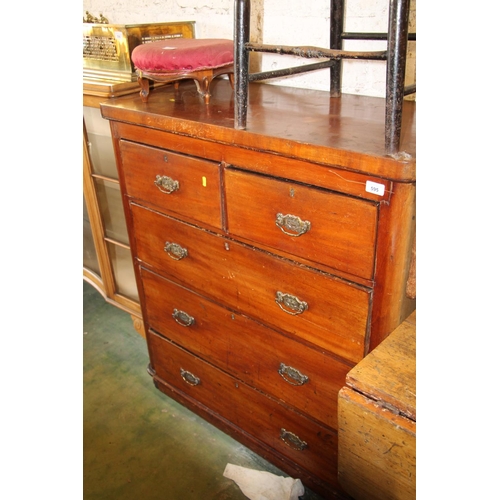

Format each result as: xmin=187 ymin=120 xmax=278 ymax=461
xmin=83 ymin=82 xmax=144 ymax=336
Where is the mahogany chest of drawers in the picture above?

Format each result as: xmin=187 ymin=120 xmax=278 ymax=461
xmin=101 ymin=79 xmax=416 ymax=499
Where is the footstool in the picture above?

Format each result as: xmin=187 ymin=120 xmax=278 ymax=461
xmin=131 ymin=38 xmax=234 ymax=104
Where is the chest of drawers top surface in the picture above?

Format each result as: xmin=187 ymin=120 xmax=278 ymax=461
xmin=100 ymin=79 xmax=416 ymax=182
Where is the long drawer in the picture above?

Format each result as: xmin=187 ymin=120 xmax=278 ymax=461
xmin=141 ymin=266 xmax=352 ymax=429
xmin=130 ymin=203 xmax=372 ymax=364
xmin=148 ymin=330 xmax=339 ymax=486
xmin=119 ymin=140 xmax=223 ymax=229
xmin=225 ymin=168 xmax=378 ymax=280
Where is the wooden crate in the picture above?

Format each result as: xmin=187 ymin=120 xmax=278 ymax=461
xmin=338 ymin=311 xmax=416 ymax=500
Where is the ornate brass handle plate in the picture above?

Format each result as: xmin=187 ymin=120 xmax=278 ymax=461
xmin=278 ymin=363 xmax=309 ymax=386
xmin=154 ymin=174 xmax=179 ymax=194
xmin=173 ymin=309 xmax=195 ymax=327
xmin=180 ymin=368 xmax=200 ymax=386
xmin=275 ymin=213 xmax=311 ymax=237
xmin=280 ymin=428 xmax=308 ymax=451
xmin=275 ymin=291 xmax=308 ymax=315
xmin=164 ymin=242 xmax=188 ymax=260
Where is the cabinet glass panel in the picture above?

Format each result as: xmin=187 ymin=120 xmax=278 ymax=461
xmin=107 ymin=242 xmax=138 ymax=301
xmin=86 ymin=132 xmax=117 ymax=178
xmin=95 ymin=178 xmax=129 ymax=244
xmin=83 ymin=106 xmax=117 ymax=179
xmin=83 ymin=194 xmax=100 ymax=275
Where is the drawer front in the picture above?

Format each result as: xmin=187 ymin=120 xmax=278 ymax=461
xmin=149 ymin=331 xmax=339 ymax=485
xmin=119 ymin=140 xmax=222 ymax=229
xmin=225 ymin=168 xmax=378 ymax=279
xmin=141 ymin=266 xmax=351 ymax=429
xmin=131 ymin=203 xmax=371 ymax=363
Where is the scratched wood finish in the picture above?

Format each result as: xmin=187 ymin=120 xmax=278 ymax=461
xmin=346 ymin=310 xmax=416 ymax=420
xmin=338 ymin=388 xmax=416 ymax=500
xmin=338 ymin=312 xmax=416 ymax=499
xmin=101 ymin=79 xmax=416 ymax=181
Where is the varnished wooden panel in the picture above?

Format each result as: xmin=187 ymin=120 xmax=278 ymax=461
xmin=148 ymin=331 xmax=340 ymax=488
xmin=112 ymin=121 xmax=394 ymax=202
xmin=140 ymin=266 xmax=352 ymax=429
xmin=225 ymin=168 xmax=378 ymax=279
xmin=130 ymin=203 xmax=372 ymax=364
xmin=120 ymin=140 xmax=223 ymax=229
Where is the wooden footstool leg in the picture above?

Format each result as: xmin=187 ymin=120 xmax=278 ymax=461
xmin=138 ymin=77 xmax=151 ymax=103
xmin=193 ymin=70 xmax=214 ymax=105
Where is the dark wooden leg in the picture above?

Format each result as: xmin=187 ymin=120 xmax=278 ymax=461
xmin=330 ymin=0 xmax=345 ymax=98
xmin=228 ymin=71 xmax=235 ymax=90
xmin=201 ymin=75 xmax=212 ymax=105
xmin=138 ymin=77 xmax=151 ymax=103
xmin=385 ymin=0 xmax=410 ymax=157
xmin=192 ymin=71 xmax=213 ymax=105
xmin=234 ymin=0 xmax=250 ymax=129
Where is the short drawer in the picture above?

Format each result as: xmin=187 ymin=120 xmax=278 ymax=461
xmin=131 ymin=203 xmax=371 ymax=364
xmin=225 ymin=168 xmax=378 ymax=280
xmin=149 ymin=331 xmax=339 ymax=486
xmin=119 ymin=140 xmax=222 ymax=229
xmin=141 ymin=266 xmax=351 ymax=429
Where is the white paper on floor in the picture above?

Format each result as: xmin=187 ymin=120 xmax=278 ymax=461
xmin=223 ymin=463 xmax=305 ymax=500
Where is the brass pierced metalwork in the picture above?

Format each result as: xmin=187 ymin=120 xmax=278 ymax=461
xmin=83 ymin=21 xmax=196 ymax=82
xmin=83 ymin=35 xmax=118 ymax=62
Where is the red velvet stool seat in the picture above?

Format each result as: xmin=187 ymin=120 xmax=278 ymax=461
xmin=131 ymin=38 xmax=234 ymax=104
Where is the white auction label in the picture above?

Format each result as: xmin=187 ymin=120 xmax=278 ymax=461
xmin=365 ymin=180 xmax=385 ymax=196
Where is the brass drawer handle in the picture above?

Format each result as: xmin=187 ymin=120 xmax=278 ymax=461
xmin=278 ymin=363 xmax=309 ymax=386
xmin=275 ymin=291 xmax=308 ymax=315
xmin=154 ymin=174 xmax=180 ymax=194
xmin=275 ymin=213 xmax=311 ymax=237
xmin=280 ymin=428 xmax=308 ymax=451
xmin=180 ymin=368 xmax=200 ymax=386
xmin=164 ymin=242 xmax=188 ymax=260
xmin=173 ymin=309 xmax=195 ymax=327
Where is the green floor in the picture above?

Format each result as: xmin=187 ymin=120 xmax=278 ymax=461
xmin=83 ymin=281 xmax=325 ymax=500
